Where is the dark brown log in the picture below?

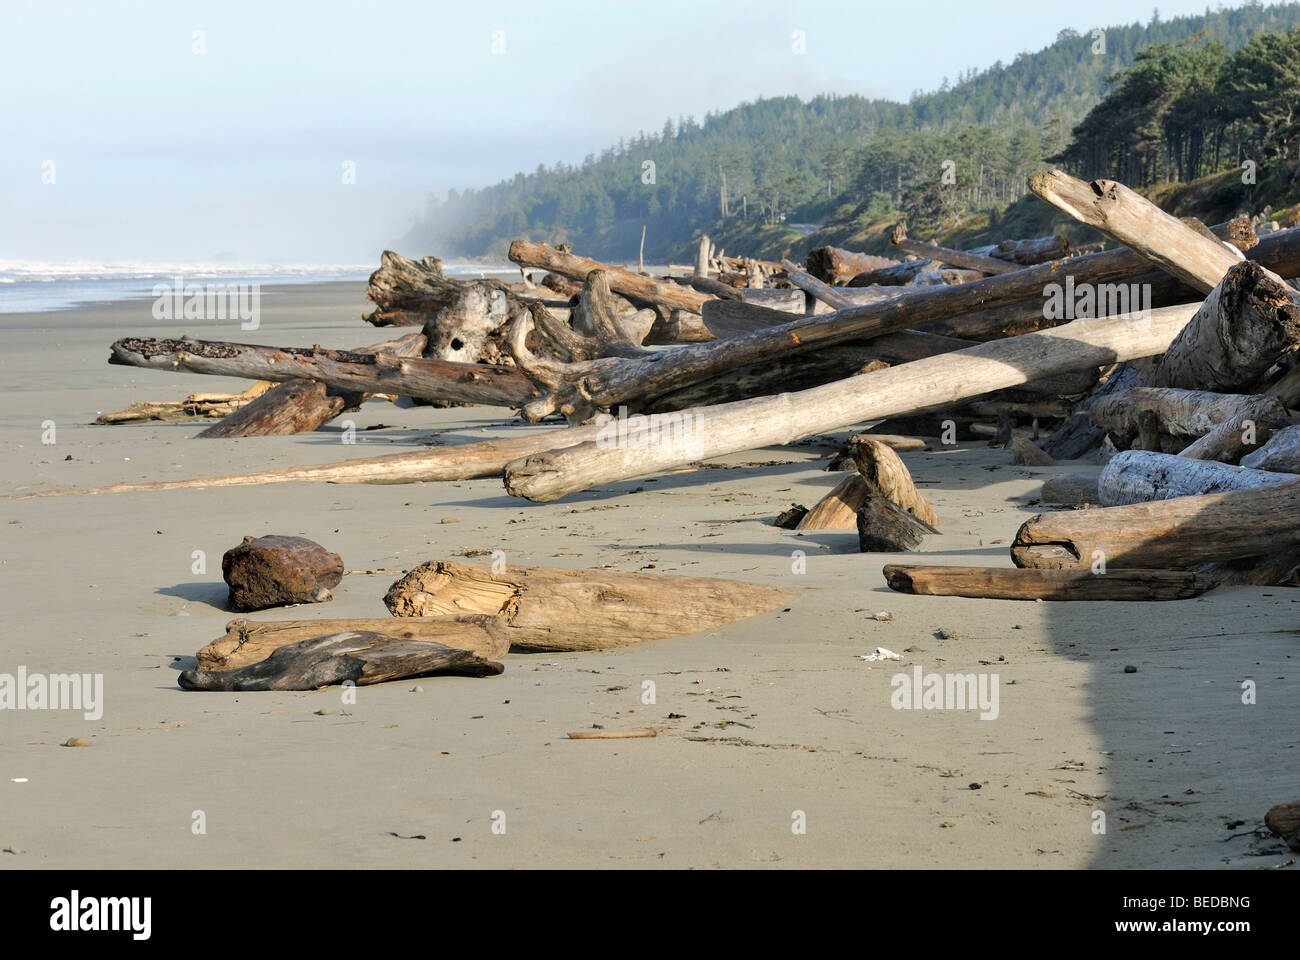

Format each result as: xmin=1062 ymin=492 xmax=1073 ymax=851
xmin=857 ymin=495 xmax=937 ymax=552
xmin=196 ymin=615 xmax=514 ymax=671
xmin=883 ymin=564 xmax=1215 ymax=600
xmin=178 ymin=630 xmax=505 ymax=691
xmin=1010 ymin=478 xmax=1300 ymax=570
xmin=222 ymin=535 xmax=344 ymax=612
xmin=108 ymin=336 xmax=536 ymax=408
xmin=1010 ymin=437 xmax=1056 ymax=466
xmin=196 ymin=379 xmax=346 ymax=439
xmin=806 ymin=246 xmax=898 ymax=284
xmin=384 ymin=561 xmax=804 ymax=652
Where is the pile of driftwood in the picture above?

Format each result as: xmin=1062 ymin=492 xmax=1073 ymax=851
xmin=20 ymin=169 xmax=1300 ymax=614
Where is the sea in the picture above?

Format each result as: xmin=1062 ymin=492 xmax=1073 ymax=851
xmin=0 ymin=260 xmax=515 ymax=314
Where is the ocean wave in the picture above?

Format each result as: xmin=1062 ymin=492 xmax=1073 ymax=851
xmin=0 ymin=260 xmax=374 ymax=283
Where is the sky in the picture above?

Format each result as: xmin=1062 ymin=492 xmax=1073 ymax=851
xmin=0 ymin=0 xmax=1240 ymax=264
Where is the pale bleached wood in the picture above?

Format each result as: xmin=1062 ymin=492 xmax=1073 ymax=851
xmin=1241 ymin=424 xmax=1300 ymax=473
xmin=890 ymin=222 xmax=1018 ymax=275
xmin=1098 ymin=449 xmax=1297 ymax=505
xmin=852 ymin=437 xmax=939 ymax=526
xmin=1011 ymin=478 xmax=1300 ymax=570
xmin=1029 ymin=169 xmax=1243 ymax=293
xmin=796 ymin=473 xmax=869 ymax=530
xmin=383 ymin=561 xmax=804 ymax=652
xmin=502 ymin=303 xmax=1202 ymax=502
xmin=510 ymin=240 xmax=711 ymax=314
xmin=1178 ymin=396 xmax=1295 ymax=463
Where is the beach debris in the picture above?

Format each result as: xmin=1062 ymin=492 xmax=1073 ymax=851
xmin=567 ymin=728 xmax=658 ymax=739
xmin=94 ymin=381 xmax=272 ymax=424
xmin=1265 ymin=801 xmax=1300 ymax=852
xmin=858 ymin=648 xmax=902 ymax=662
xmin=222 ymin=535 xmax=344 ymax=611
xmin=384 ymin=560 xmax=804 ymax=652
xmin=63 ymin=738 xmax=88 ymax=747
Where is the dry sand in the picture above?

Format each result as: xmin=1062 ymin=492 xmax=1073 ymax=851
xmin=0 ymin=282 xmax=1296 ymax=869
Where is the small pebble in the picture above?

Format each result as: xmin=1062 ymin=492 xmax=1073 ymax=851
xmin=170 ymin=610 xmax=189 ymax=617
xmin=63 ymin=738 xmax=88 ymax=748
xmin=1124 ymin=665 xmax=1137 ymax=674
xmin=410 ymin=686 xmax=423 ymax=693
xmin=315 ymin=708 xmax=334 ymax=716
xmin=440 ymin=517 xmax=461 ymax=524
xmin=871 ymin=611 xmax=894 ymax=622
xmin=968 ymin=782 xmax=982 ymax=790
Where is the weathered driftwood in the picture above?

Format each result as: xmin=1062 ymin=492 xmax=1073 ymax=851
xmin=108 ymin=336 xmax=536 ymax=408
xmin=502 ymin=303 xmax=1203 ymax=502
xmin=968 ymin=234 xmax=1069 ymax=266
xmin=222 ymin=535 xmax=344 ymax=611
xmin=795 ymin=474 xmax=869 ymax=530
xmin=1089 ymin=388 xmax=1258 ymax=439
xmin=1150 ymin=260 xmax=1300 ymax=392
xmin=852 ymin=438 xmax=939 ymax=526
xmin=883 ymin=564 xmax=1215 ymax=601
xmin=890 ymin=222 xmax=1018 ymax=275
xmin=857 ymin=496 xmax=937 ymax=552
xmin=806 ymin=246 xmax=897 ymax=285
xmin=848 ymin=259 xmax=932 ymax=287
xmin=178 ymin=630 xmax=505 ymax=691
xmin=1178 ymin=395 xmax=1294 ymax=463
xmin=95 ymin=382 xmax=272 ymax=424
xmin=196 ymin=379 xmax=346 ymax=439
xmin=383 ymin=561 xmax=803 ymax=652
xmin=1097 ymin=450 xmax=1296 ymax=506
xmin=509 ymin=240 xmax=711 ymax=314
xmin=1241 ymin=424 xmax=1300 ymax=473
xmin=567 ymin=729 xmax=658 ymax=740
xmin=826 ymin=433 xmax=927 ymax=469
xmin=364 ymin=252 xmax=465 ymax=326
xmin=1038 ymin=473 xmax=1099 ymax=505
xmin=1010 ymin=478 xmax=1300 ymax=570
xmin=196 ymin=615 xmax=513 ymax=671
xmin=1029 ymin=170 xmax=1243 ymax=294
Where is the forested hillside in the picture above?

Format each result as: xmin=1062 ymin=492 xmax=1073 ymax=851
xmin=403 ymin=2 xmax=1300 ymax=264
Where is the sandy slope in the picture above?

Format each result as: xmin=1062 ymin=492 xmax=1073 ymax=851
xmin=0 ymin=283 xmax=1295 ymax=869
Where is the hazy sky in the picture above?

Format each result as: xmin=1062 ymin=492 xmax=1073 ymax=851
xmin=1 ymin=0 xmax=1231 ymax=263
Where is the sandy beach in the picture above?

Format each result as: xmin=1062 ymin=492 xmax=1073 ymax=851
xmin=0 ymin=281 xmax=1296 ymax=870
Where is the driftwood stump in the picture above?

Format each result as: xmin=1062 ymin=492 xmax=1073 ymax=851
xmin=222 ymin=535 xmax=344 ymax=611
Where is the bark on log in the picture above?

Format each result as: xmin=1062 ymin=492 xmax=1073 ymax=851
xmin=1010 ymin=478 xmax=1300 ymax=569
xmin=806 ymin=246 xmax=897 ymax=285
xmin=196 ymin=615 xmax=513 ymax=671
xmin=503 ymin=303 xmax=1203 ymax=502
xmin=196 ymin=379 xmax=346 ymax=439
xmin=383 ymin=561 xmax=803 ymax=652
xmin=883 ymin=564 xmax=1215 ymax=600
xmin=108 ymin=336 xmax=536 ymax=408
xmin=178 ymin=630 xmax=505 ymax=691
xmin=1029 ymin=170 xmax=1243 ymax=293
xmin=1241 ymin=424 xmax=1300 ymax=473
xmin=1097 ymin=449 xmax=1296 ymax=505
xmin=509 ymin=240 xmax=711 ymax=314
xmin=222 ymin=535 xmax=344 ymax=611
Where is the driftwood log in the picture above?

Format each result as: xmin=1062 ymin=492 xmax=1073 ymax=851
xmin=178 ymin=630 xmax=505 ymax=691
xmin=857 ymin=496 xmax=937 ymax=552
xmin=95 ymin=382 xmax=272 ymax=424
xmin=1010 ymin=478 xmax=1300 ymax=570
xmin=509 ymin=240 xmax=711 ymax=314
xmin=883 ymin=564 xmax=1216 ymax=601
xmin=806 ymin=246 xmax=897 ymax=284
xmin=1097 ymin=450 xmax=1297 ymax=505
xmin=383 ymin=561 xmax=802 ymax=652
xmin=1241 ymin=424 xmax=1300 ymax=473
xmin=196 ymin=379 xmax=346 ymax=439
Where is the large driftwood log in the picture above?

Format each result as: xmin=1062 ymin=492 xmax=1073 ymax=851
xmin=1039 ymin=473 xmax=1099 ymax=505
xmin=890 ymin=230 xmax=1017 ymax=276
xmin=1010 ymin=478 xmax=1300 ymax=570
xmin=503 ymin=303 xmax=1203 ymax=502
xmin=848 ymin=259 xmax=933 ymax=287
xmin=806 ymin=246 xmax=897 ymax=284
xmin=383 ymin=561 xmax=803 ymax=652
xmin=1241 ymin=424 xmax=1300 ymax=473
xmin=1089 ymin=388 xmax=1258 ymax=440
xmin=1097 ymin=450 xmax=1297 ymax=505
xmin=1029 ymin=170 xmax=1244 ymax=294
xmin=968 ymin=235 xmax=1069 ymax=266
xmin=196 ymin=615 xmax=514 ymax=671
xmin=178 ymin=630 xmax=505 ymax=691
xmin=883 ymin=564 xmax=1216 ymax=601
xmin=108 ymin=336 xmax=536 ymax=408
xmin=509 ymin=240 xmax=711 ymax=314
